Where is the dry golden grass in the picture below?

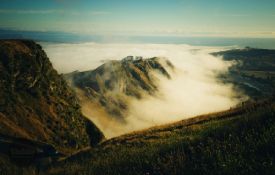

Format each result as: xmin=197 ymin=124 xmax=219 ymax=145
xmin=46 ymin=98 xmax=275 ymax=175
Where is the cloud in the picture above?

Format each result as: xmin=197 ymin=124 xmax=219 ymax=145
xmin=43 ymin=43 xmax=246 ymax=138
xmin=0 ymin=9 xmax=63 ymax=14
xmin=90 ymin=11 xmax=110 ymax=15
xmin=0 ymin=9 xmax=110 ymax=16
xmin=214 ymin=13 xmax=251 ymax=17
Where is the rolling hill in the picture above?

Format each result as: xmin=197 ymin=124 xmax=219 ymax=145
xmin=212 ymin=47 xmax=275 ymax=98
xmin=46 ymin=97 xmax=275 ymax=175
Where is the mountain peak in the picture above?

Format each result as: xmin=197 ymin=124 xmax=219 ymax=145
xmin=65 ymin=57 xmax=174 ymax=122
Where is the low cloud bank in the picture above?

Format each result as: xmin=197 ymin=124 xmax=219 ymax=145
xmin=43 ymin=43 xmax=245 ymax=137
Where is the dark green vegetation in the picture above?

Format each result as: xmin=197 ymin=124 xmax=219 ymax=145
xmin=0 ymin=40 xmax=104 ymax=174
xmin=65 ymin=56 xmax=173 ymax=120
xmin=212 ymin=47 xmax=275 ymax=99
xmin=47 ymin=98 xmax=275 ymax=175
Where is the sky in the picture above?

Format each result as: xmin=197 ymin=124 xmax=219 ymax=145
xmin=0 ymin=0 xmax=275 ymax=37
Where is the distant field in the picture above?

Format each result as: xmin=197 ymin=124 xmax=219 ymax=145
xmin=241 ymin=70 xmax=275 ymax=79
xmin=213 ymin=48 xmax=275 ymax=99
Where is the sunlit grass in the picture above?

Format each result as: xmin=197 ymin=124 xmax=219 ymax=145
xmin=47 ymin=99 xmax=275 ymax=175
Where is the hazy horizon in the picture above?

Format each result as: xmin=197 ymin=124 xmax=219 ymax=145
xmin=2 ymin=28 xmax=275 ymax=49
xmin=1 ymin=0 xmax=275 ymax=38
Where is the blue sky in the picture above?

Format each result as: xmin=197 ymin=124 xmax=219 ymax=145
xmin=0 ymin=0 xmax=275 ymax=37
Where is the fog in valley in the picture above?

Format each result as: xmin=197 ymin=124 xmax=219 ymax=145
xmin=43 ymin=43 xmax=245 ymax=137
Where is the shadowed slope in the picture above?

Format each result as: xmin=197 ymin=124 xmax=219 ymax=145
xmin=0 ymin=40 xmax=104 ymax=154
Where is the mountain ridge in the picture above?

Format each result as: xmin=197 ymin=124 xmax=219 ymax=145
xmin=0 ymin=40 xmax=104 ymax=154
xmin=65 ymin=56 xmax=174 ymax=122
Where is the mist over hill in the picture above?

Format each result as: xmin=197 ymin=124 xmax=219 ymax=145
xmin=44 ymin=43 xmax=245 ymax=137
xmin=0 ymin=40 xmax=274 ymax=175
xmin=65 ymin=56 xmax=173 ymax=118
xmin=65 ymin=57 xmax=175 ymax=137
xmin=1 ymin=0 xmax=275 ymax=174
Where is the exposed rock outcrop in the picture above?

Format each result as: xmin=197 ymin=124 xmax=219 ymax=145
xmin=65 ymin=56 xmax=174 ymax=121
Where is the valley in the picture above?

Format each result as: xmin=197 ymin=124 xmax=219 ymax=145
xmin=213 ymin=47 xmax=275 ymax=99
xmin=1 ymin=1 xmax=275 ymax=174
xmin=64 ymin=56 xmax=174 ymax=137
xmin=0 ymin=40 xmax=274 ymax=175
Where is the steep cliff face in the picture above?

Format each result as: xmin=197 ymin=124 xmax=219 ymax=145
xmin=0 ymin=40 xmax=104 ymax=153
xmin=65 ymin=56 xmax=174 ymax=122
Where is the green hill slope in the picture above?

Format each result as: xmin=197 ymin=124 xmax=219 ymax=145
xmin=47 ymin=98 xmax=275 ymax=175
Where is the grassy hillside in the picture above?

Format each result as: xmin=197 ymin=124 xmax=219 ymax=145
xmin=47 ymin=98 xmax=275 ymax=175
xmin=0 ymin=155 xmax=36 ymax=175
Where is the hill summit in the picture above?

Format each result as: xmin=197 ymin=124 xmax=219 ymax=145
xmin=65 ymin=56 xmax=174 ymax=122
